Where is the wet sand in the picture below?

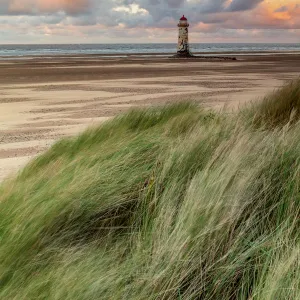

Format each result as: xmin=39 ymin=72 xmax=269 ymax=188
xmin=0 ymin=53 xmax=299 ymax=180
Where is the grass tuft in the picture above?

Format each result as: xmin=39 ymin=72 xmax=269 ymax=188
xmin=248 ymin=78 xmax=300 ymax=129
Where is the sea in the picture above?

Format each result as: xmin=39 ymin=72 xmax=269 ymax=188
xmin=0 ymin=43 xmax=299 ymax=58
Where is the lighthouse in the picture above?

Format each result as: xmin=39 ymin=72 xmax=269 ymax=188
xmin=177 ymin=15 xmax=192 ymax=57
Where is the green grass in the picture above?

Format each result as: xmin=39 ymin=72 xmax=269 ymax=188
xmin=0 ymin=80 xmax=300 ymax=299
xmin=246 ymin=79 xmax=300 ymax=129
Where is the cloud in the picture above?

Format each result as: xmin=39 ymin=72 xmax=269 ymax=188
xmin=0 ymin=0 xmax=92 ymax=15
xmin=226 ymin=0 xmax=264 ymax=12
xmin=274 ymin=6 xmax=288 ymax=13
xmin=0 ymin=0 xmax=299 ymax=43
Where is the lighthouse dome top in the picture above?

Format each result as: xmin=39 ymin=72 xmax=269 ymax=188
xmin=178 ymin=15 xmax=189 ymax=27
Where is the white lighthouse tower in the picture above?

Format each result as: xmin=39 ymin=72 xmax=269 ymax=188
xmin=177 ymin=15 xmax=192 ymax=57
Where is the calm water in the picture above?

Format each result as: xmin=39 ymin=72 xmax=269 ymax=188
xmin=0 ymin=43 xmax=299 ymax=57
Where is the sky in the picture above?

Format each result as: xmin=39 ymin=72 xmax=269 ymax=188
xmin=0 ymin=0 xmax=299 ymax=44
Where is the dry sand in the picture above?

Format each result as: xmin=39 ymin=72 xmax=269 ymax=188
xmin=0 ymin=54 xmax=299 ymax=181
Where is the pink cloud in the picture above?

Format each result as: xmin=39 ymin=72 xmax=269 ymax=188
xmin=8 ymin=0 xmax=90 ymax=14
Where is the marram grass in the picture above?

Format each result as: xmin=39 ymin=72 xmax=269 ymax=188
xmin=0 ymin=80 xmax=300 ymax=299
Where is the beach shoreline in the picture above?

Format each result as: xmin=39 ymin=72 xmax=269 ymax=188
xmin=1 ymin=51 xmax=300 ymax=59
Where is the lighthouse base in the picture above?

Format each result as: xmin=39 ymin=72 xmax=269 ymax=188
xmin=174 ymin=51 xmax=194 ymax=58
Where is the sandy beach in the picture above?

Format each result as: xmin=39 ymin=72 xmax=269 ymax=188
xmin=0 ymin=53 xmax=299 ymax=180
